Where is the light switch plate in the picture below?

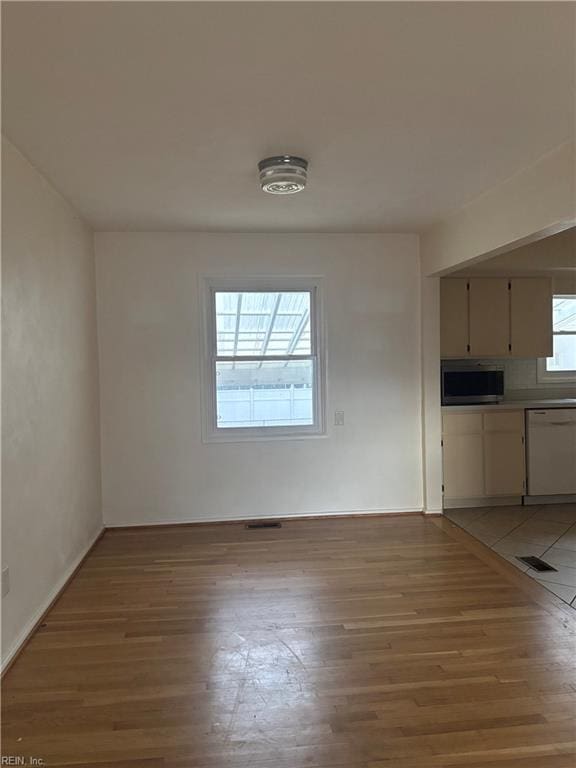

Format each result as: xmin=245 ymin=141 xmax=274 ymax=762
xmin=334 ymin=411 xmax=345 ymax=426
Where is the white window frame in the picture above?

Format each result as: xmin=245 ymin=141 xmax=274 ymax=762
xmin=537 ymin=294 xmax=576 ymax=384
xmin=201 ymin=276 xmax=326 ymax=442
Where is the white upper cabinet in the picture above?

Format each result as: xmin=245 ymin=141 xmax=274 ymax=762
xmin=440 ymin=279 xmax=469 ymax=358
xmin=509 ymin=278 xmax=553 ymax=358
xmin=469 ymin=278 xmax=510 ymax=357
xmin=440 ymin=277 xmax=552 ymax=359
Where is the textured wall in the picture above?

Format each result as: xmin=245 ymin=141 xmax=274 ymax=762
xmin=2 ymin=138 xmax=102 ymax=666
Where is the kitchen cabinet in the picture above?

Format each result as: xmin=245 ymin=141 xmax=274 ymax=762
xmin=469 ymin=278 xmax=510 ymax=357
xmin=440 ymin=279 xmax=469 ymax=358
xmin=483 ymin=411 xmax=526 ymax=496
xmin=442 ymin=409 xmax=525 ymax=504
xmin=510 ymin=278 xmax=553 ymax=358
xmin=440 ymin=277 xmax=552 ymax=359
xmin=442 ymin=414 xmax=484 ymax=498
xmin=483 ymin=432 xmax=526 ymax=496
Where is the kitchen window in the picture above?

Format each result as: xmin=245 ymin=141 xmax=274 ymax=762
xmin=538 ymin=295 xmax=576 ymax=382
xmin=202 ymin=278 xmax=325 ymax=441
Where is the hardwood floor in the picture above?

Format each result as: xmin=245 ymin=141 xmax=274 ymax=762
xmin=2 ymin=515 xmax=576 ymax=767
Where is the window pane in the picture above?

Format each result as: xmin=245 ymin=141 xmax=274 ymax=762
xmin=553 ymin=297 xmax=576 ymax=332
xmin=215 ymin=359 xmax=314 ymax=428
xmin=215 ymin=291 xmax=311 ymax=356
xmin=546 ymin=333 xmax=576 ymax=372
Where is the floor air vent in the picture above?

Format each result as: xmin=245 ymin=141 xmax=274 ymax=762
xmin=245 ymin=521 xmax=282 ymax=530
xmin=516 ymin=556 xmax=557 ymax=572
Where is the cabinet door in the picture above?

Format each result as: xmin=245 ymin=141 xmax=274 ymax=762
xmin=484 ymin=432 xmax=525 ymax=496
xmin=440 ymin=279 xmax=469 ymax=358
xmin=442 ymin=413 xmax=484 ymax=499
xmin=443 ymin=433 xmax=485 ymax=499
xmin=469 ymin=278 xmax=510 ymax=357
xmin=510 ymin=278 xmax=552 ymax=358
xmin=483 ymin=410 xmax=525 ymax=496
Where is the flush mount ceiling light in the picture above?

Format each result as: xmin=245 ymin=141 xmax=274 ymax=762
xmin=258 ymin=155 xmax=308 ymax=195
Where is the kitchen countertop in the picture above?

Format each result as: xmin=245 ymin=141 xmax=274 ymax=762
xmin=442 ymin=398 xmax=576 ymax=412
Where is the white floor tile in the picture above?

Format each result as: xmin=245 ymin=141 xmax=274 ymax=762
xmin=541 ymin=546 xmax=576 ymax=569
xmin=479 ymin=508 xmax=537 ymax=529
xmin=466 ymin=516 xmax=530 ymax=542
xmin=492 ymin=538 xmax=548 ymax=558
xmin=467 ymin=529 xmax=502 ymax=547
xmin=528 ymin=563 xmax=576 ymax=588
xmin=530 ymin=505 xmax=576 ymax=525
xmin=553 ymin=525 xmax=576 ymax=552
xmin=445 ymin=508 xmax=490 ymax=528
xmin=504 ymin=518 xmax=571 ymax=547
xmin=528 ymin=580 xmax=576 ymax=604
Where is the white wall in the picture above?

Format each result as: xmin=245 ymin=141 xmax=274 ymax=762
xmin=95 ymin=233 xmax=422 ymax=525
xmin=2 ymin=138 xmax=102 ymax=667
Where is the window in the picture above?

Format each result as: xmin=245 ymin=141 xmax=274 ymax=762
xmin=202 ymin=279 xmax=325 ymax=440
xmin=538 ymin=295 xmax=576 ymax=382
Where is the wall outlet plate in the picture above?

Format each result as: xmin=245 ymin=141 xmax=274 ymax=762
xmin=334 ymin=410 xmax=345 ymax=426
xmin=2 ymin=567 xmax=10 ymax=598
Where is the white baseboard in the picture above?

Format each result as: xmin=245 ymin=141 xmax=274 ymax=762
xmin=423 ymin=508 xmax=443 ymax=515
xmin=105 ymin=506 xmax=424 ymax=527
xmin=1 ymin=526 xmax=104 ymax=674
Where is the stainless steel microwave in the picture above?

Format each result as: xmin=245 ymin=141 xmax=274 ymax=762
xmin=441 ymin=365 xmax=504 ymax=405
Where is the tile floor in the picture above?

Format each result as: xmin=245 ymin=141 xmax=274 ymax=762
xmin=445 ymin=503 xmax=576 ymax=606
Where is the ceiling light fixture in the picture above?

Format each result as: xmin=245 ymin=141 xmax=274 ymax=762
xmin=258 ymin=155 xmax=308 ymax=195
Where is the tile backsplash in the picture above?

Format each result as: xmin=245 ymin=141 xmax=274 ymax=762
xmin=503 ymin=358 xmax=547 ymax=390
xmin=503 ymin=357 xmax=575 ymax=400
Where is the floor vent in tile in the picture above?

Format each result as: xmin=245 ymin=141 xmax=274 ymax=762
xmin=245 ymin=521 xmax=282 ymax=530
xmin=516 ymin=556 xmax=557 ymax=572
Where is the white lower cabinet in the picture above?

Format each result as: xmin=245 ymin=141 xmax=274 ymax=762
xmin=443 ymin=433 xmax=485 ymax=499
xmin=442 ymin=410 xmax=525 ymax=504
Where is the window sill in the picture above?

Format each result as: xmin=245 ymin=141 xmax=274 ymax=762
xmin=202 ymin=428 xmax=328 ymax=444
xmin=536 ymin=359 xmax=576 ymax=385
xmin=536 ymin=372 xmax=576 ymax=385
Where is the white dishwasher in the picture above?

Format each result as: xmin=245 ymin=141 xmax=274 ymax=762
xmin=527 ymin=409 xmax=576 ymax=496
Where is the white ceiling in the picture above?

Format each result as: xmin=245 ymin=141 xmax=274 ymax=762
xmin=2 ymin=2 xmax=574 ymax=232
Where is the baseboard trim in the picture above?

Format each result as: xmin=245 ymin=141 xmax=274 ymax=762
xmin=1 ymin=526 xmax=105 ymax=678
xmin=105 ymin=507 xmax=424 ymax=529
